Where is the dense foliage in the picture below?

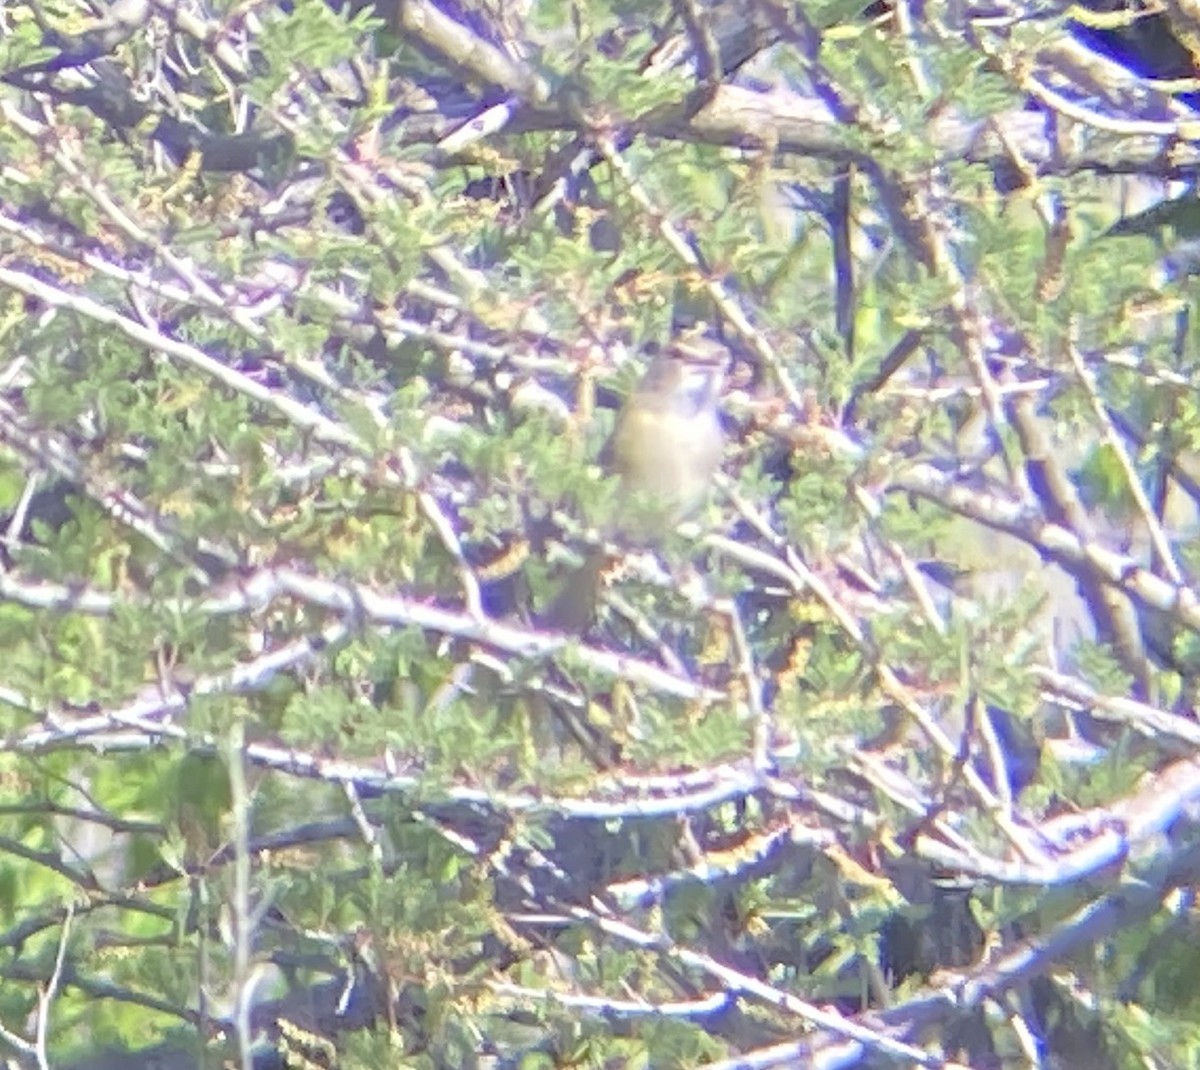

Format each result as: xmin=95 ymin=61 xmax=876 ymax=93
xmin=3 ymin=0 xmax=1200 ymax=1067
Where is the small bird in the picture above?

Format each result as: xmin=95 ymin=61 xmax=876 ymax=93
xmin=544 ymin=336 xmax=727 ymax=631
xmin=604 ymin=336 xmax=727 ymax=535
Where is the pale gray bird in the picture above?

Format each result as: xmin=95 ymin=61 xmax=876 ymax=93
xmin=544 ymin=337 xmax=727 ymax=632
xmin=603 ymin=337 xmax=727 ymax=531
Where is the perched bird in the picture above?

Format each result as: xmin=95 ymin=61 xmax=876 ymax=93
xmin=603 ymin=336 xmax=728 ymax=533
xmin=544 ymin=336 xmax=727 ymax=632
